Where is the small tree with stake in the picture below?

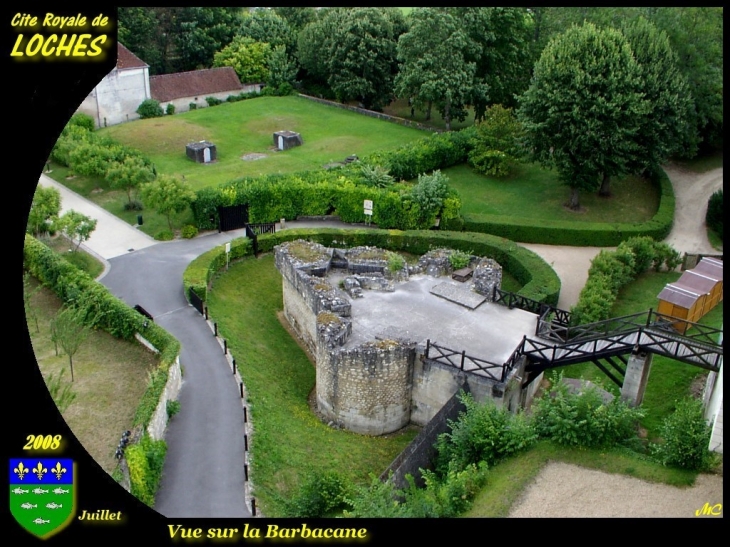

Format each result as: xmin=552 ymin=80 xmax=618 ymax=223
xmin=52 ymin=305 xmax=93 ymax=382
xmin=58 ymin=210 xmax=98 ymax=252
xmin=140 ymin=174 xmax=197 ymax=232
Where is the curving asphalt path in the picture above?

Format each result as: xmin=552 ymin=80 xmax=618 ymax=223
xmin=35 ymin=163 xmax=722 ymax=517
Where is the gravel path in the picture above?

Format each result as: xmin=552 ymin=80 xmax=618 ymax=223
xmin=507 ymin=164 xmax=724 ymax=518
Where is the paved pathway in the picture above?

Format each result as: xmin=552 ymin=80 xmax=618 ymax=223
xmin=31 ymin=162 xmax=722 ymax=517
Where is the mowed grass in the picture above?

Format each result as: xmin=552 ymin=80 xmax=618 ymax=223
xmin=205 ymin=254 xmax=419 ymax=516
xmin=26 ymin=277 xmax=159 ymax=474
xmin=445 ymin=162 xmax=661 ymax=224
xmin=42 ymin=234 xmax=105 ymax=279
xmin=101 ymin=95 xmax=431 ymax=190
xmin=561 ymin=270 xmax=723 ymax=439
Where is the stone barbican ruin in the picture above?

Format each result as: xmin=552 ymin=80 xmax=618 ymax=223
xmin=275 ymin=240 xmax=540 ymax=436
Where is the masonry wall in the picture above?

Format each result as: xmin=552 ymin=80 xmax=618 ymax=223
xmin=282 ymin=277 xmax=319 ymax=355
xmin=78 ymin=67 xmax=151 ymax=128
xmin=162 ymin=84 xmax=262 ymax=114
xmin=316 ymin=342 xmax=414 ymax=435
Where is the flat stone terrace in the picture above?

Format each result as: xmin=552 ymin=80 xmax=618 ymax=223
xmin=329 ymin=272 xmax=538 ymax=365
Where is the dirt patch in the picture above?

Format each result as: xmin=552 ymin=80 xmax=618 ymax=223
xmin=508 ymin=461 xmax=724 ymax=518
xmin=242 ymin=153 xmax=268 ymax=161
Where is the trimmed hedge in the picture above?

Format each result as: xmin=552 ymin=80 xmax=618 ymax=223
xmin=191 ymin=169 xmax=462 ymax=232
xmin=461 ymin=165 xmax=675 ymax=246
xmin=183 ymin=228 xmax=561 ymax=308
xmin=23 ymin=234 xmax=180 ymax=429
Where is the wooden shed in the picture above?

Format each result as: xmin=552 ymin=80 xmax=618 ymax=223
xmin=657 ymin=257 xmax=723 ymax=333
xmin=692 ymin=257 xmax=723 ymax=308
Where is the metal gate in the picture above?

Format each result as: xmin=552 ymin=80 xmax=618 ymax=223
xmin=217 ymin=204 xmax=249 ymax=232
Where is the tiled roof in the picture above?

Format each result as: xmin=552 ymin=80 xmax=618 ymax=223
xmin=117 ymin=43 xmax=148 ymax=70
xmin=149 ymin=67 xmax=245 ymax=103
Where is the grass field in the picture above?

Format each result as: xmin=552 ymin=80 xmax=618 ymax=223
xmin=444 ymin=162 xmax=661 ymax=224
xmin=101 ymin=95 xmax=430 ymax=190
xmin=26 ymin=277 xmax=159 ymax=474
xmin=205 ymin=253 xmax=419 ymax=516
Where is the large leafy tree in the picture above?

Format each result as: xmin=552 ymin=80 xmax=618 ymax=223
xmin=119 ymin=7 xmax=240 ymax=74
xmin=105 ymin=156 xmax=155 ymax=206
xmin=516 ymin=23 xmax=648 ymax=210
xmin=452 ymin=7 xmax=534 ymax=115
xmin=297 ymin=8 xmax=403 ymax=110
xmin=395 ymin=8 xmax=488 ymax=130
xmin=213 ymin=36 xmax=272 ymax=84
xmin=620 ymin=16 xmax=697 ymax=175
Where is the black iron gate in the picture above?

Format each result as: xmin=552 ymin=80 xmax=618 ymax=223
xmin=217 ymin=204 xmax=249 ymax=232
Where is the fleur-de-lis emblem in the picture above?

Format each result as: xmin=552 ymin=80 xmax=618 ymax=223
xmin=14 ymin=462 xmax=29 ymax=480
xmin=32 ymin=462 xmax=48 ymax=480
xmin=51 ymin=462 xmax=67 ymax=480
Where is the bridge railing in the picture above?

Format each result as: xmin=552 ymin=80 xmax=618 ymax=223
xmin=425 ymin=339 xmax=508 ymax=382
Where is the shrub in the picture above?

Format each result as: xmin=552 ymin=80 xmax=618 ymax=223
xmin=189 ymin=102 xmax=197 ymax=110
xmin=532 ymin=374 xmax=644 ymax=448
xmin=410 ymin=170 xmax=450 ymax=226
xmin=283 ymin=471 xmax=353 ymax=517
xmin=165 ymin=103 xmax=175 ymax=116
xmin=155 ymin=229 xmax=174 ymax=241
xmin=651 ymin=397 xmax=716 ymax=470
xmin=67 ymin=112 xmax=95 ymax=132
xmin=360 ymin=164 xmax=394 ymax=188
xmin=123 ymin=200 xmax=144 ymax=212
xmin=435 ymin=392 xmax=537 ymax=473
xmin=166 ymin=399 xmax=181 ymax=418
xmin=468 ymin=104 xmax=524 ymax=177
xmin=181 ymin=225 xmax=199 ymax=239
xmin=448 ymin=249 xmax=472 ymax=270
xmin=705 ymin=189 xmax=723 ymax=240
xmin=205 ymin=96 xmax=223 ymax=107
xmin=136 ymin=99 xmax=164 ymax=119
xmin=125 ymin=434 xmax=167 ymax=507
xmin=385 ymin=251 xmax=405 ymax=273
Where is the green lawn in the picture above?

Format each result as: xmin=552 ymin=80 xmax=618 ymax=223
xmin=444 ymin=162 xmax=661 ymax=224
xmin=42 ymin=234 xmax=105 ymax=279
xmin=561 ymin=270 xmax=723 ymax=439
xmin=101 ymin=95 xmax=430 ymax=190
xmin=672 ymin=150 xmax=723 ymax=173
xmin=205 ymin=253 xmax=418 ymax=516
xmin=26 ymin=278 xmax=158 ymax=475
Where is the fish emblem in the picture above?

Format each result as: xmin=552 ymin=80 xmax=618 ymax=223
xmin=32 ymin=488 xmax=49 ymax=495
xmin=12 ymin=488 xmax=29 ymax=495
xmin=20 ymin=503 xmax=37 ymax=510
xmin=52 ymin=488 xmax=69 ymax=495
xmin=46 ymin=502 xmax=63 ymax=509
xmin=32 ymin=518 xmax=50 ymax=525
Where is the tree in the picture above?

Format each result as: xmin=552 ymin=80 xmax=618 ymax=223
xmin=619 ymin=16 xmax=697 ymax=176
xmin=452 ymin=7 xmax=534 ymax=114
xmin=140 ymin=175 xmax=197 ymax=231
xmin=52 ymin=305 xmax=93 ymax=382
xmin=297 ymin=8 xmax=402 ymax=111
xmin=239 ymin=8 xmax=295 ymax=53
xmin=275 ymin=6 xmax=318 ymax=32
xmin=119 ymin=7 xmax=240 ymax=74
xmin=105 ymin=156 xmax=155 ymax=206
xmin=395 ymin=8 xmax=488 ymax=130
xmin=516 ymin=23 xmax=649 ymax=209
xmin=468 ymin=104 xmax=525 ymax=177
xmin=27 ymin=186 xmax=61 ymax=237
xmin=57 ymin=210 xmax=97 ymax=252
xmin=410 ymin=170 xmax=450 ymax=226
xmin=213 ymin=36 xmax=271 ymax=83
xmin=266 ymin=45 xmax=297 ymax=91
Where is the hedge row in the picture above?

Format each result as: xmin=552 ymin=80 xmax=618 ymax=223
xmin=461 ymin=165 xmax=675 ymax=246
xmin=191 ymin=171 xmax=462 ymax=232
xmin=570 ymin=236 xmax=682 ymax=325
xmin=23 ymin=234 xmax=180 ymax=429
xmin=125 ymin=433 xmax=167 ymax=507
xmin=359 ymin=126 xmax=477 ymax=181
xmin=183 ymin=228 xmax=561 ymax=308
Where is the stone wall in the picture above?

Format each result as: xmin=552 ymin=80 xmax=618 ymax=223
xmin=146 ymin=357 xmax=183 ymax=441
xmin=297 ymin=94 xmax=443 ymax=133
xmin=78 ymin=66 xmax=151 ymax=128
xmin=381 ymin=385 xmax=468 ymax=490
xmin=316 ymin=338 xmax=414 ymax=435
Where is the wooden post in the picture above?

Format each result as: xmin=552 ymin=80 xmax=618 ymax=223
xmin=460 ymin=350 xmax=466 ymax=370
